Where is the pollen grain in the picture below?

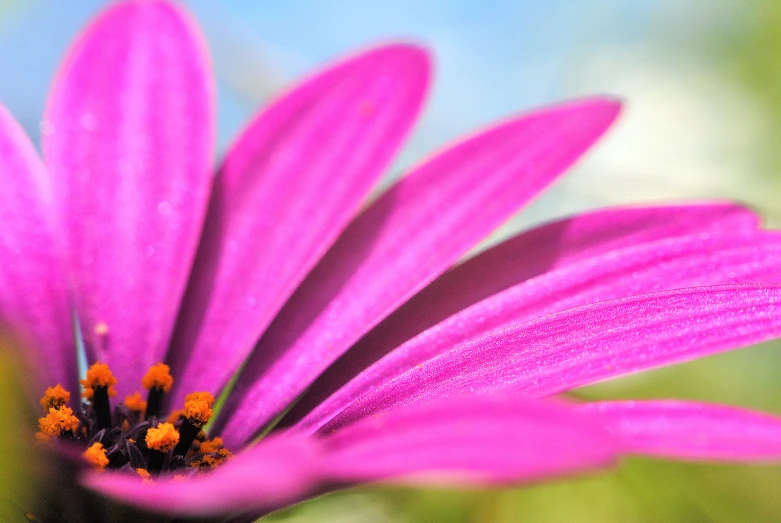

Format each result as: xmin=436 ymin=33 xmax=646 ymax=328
xmin=141 ymin=363 xmax=173 ymax=392
xmin=145 ymin=422 xmax=180 ymax=452
xmin=40 ymin=384 xmax=70 ymax=411
xmin=83 ymin=442 xmax=109 ymax=471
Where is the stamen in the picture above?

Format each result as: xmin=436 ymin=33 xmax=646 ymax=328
xmin=141 ymin=363 xmax=173 ymax=419
xmin=40 ymin=384 xmax=70 ymax=411
xmin=123 ymin=391 xmax=147 ymax=415
xmin=197 ymin=436 xmax=224 ymax=454
xmin=83 ymin=442 xmax=109 ymax=471
xmin=37 ymin=406 xmax=79 ymax=441
xmin=184 ymin=391 xmax=215 ymax=406
xmin=145 ymin=422 xmax=179 ymax=474
xmin=37 ymin=361 xmax=233 ymax=482
xmin=166 ymin=409 xmax=185 ymax=423
xmin=173 ymin=392 xmax=214 ymax=457
xmin=136 ymin=468 xmax=153 ymax=484
xmin=81 ymin=362 xmax=117 ymax=430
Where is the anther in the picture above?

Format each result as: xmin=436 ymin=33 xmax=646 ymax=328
xmin=136 ymin=468 xmax=153 ymax=484
xmin=40 ymin=384 xmax=70 ymax=411
xmin=173 ymin=392 xmax=214 ymax=457
xmin=197 ymin=436 xmax=224 ymax=454
xmin=81 ymin=362 xmax=117 ymax=430
xmin=83 ymin=442 xmax=109 ymax=471
xmin=123 ymin=391 xmax=147 ymax=416
xmin=37 ymin=406 xmax=80 ymax=441
xmin=145 ymin=423 xmax=179 ymax=475
xmin=141 ymin=363 xmax=173 ymax=419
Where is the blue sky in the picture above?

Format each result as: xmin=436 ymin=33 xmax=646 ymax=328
xmin=0 ymin=0 xmax=654 ymax=159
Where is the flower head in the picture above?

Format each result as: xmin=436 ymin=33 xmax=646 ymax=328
xmin=4 ymin=0 xmax=781 ymax=521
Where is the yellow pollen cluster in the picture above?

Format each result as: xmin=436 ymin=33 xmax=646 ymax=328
xmin=141 ymin=363 xmax=173 ymax=392
xmin=37 ymin=406 xmax=80 ymax=440
xmin=184 ymin=392 xmax=214 ymax=427
xmin=40 ymin=384 xmax=70 ymax=411
xmin=83 ymin=442 xmax=109 ymax=470
xmin=184 ymin=391 xmax=215 ymax=407
xmin=80 ymin=362 xmax=117 ymax=399
xmin=123 ymin=391 xmax=147 ymax=413
xmin=145 ymin=423 xmax=180 ymax=452
xmin=197 ymin=437 xmax=224 ymax=454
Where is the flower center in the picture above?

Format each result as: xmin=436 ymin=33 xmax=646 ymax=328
xmin=36 ymin=362 xmax=231 ymax=479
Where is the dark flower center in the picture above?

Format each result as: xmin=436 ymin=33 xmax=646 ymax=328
xmin=37 ymin=362 xmax=231 ymax=480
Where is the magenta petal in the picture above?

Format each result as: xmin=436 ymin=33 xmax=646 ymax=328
xmin=0 ymin=105 xmax=75 ymax=390
xmin=42 ymin=0 xmax=214 ymax=395
xmin=297 ymin=232 xmax=781 ymax=433
xmin=577 ymin=401 xmax=781 ymax=461
xmin=321 ymin=394 xmax=616 ymax=485
xmin=84 ymin=433 xmax=321 ymax=518
xmin=217 ymin=97 xmax=621 ymax=447
xmin=168 ymin=44 xmax=430 ymax=404
xmin=293 ymin=203 xmax=763 ymax=428
xmin=322 ymin=285 xmax=781 ymax=430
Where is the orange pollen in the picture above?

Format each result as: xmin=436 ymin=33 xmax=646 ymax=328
xmin=166 ymin=409 xmax=185 ymax=423
xmin=40 ymin=384 xmax=70 ymax=411
xmin=141 ymin=363 xmax=173 ymax=392
xmin=123 ymin=391 xmax=147 ymax=413
xmin=183 ymin=397 xmax=213 ymax=427
xmin=184 ymin=391 xmax=215 ymax=407
xmin=135 ymin=468 xmax=153 ymax=483
xmin=83 ymin=442 xmax=109 ymax=471
xmin=145 ymin=423 xmax=180 ymax=452
xmin=80 ymin=362 xmax=117 ymax=397
xmin=198 ymin=437 xmax=224 ymax=454
xmin=190 ymin=455 xmax=218 ymax=469
xmin=37 ymin=406 xmax=80 ymax=439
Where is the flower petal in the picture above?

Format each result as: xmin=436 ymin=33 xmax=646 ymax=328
xmin=217 ymin=97 xmax=621 ymax=447
xmin=292 ymin=203 xmax=763 ymax=429
xmin=321 ymin=394 xmax=617 ymax=485
xmin=168 ymin=44 xmax=430 ymax=405
xmin=42 ymin=0 xmax=214 ymax=395
xmin=577 ymin=400 xmax=781 ymax=461
xmin=297 ymin=232 xmax=781 ymax=433
xmin=84 ymin=433 xmax=322 ymax=518
xmin=321 ymin=285 xmax=781 ymax=431
xmin=0 ymin=105 xmax=75 ymax=390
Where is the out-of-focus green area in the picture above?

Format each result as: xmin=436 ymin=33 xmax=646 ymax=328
xmin=0 ymin=339 xmax=43 ymax=523
xmin=717 ymin=0 xmax=781 ymax=187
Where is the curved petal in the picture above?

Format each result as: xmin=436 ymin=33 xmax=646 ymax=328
xmin=296 ymin=232 xmax=781 ymax=433
xmin=291 ymin=203 xmax=763 ymax=428
xmin=321 ymin=394 xmax=616 ymax=485
xmin=0 ymin=105 xmax=74 ymax=391
xmin=168 ymin=44 xmax=430 ymax=405
xmin=84 ymin=434 xmax=321 ymax=518
xmin=321 ymin=285 xmax=781 ymax=431
xmin=42 ymin=0 xmax=214 ymax=395
xmin=577 ymin=400 xmax=781 ymax=461
xmin=217 ymin=97 xmax=622 ymax=447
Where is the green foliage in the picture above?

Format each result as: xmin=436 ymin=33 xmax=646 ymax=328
xmin=0 ymin=338 xmax=44 ymax=522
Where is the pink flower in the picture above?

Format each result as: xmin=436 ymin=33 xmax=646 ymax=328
xmin=4 ymin=0 xmax=781 ymax=520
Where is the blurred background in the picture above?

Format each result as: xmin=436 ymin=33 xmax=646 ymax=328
xmin=2 ymin=0 xmax=781 ymax=521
